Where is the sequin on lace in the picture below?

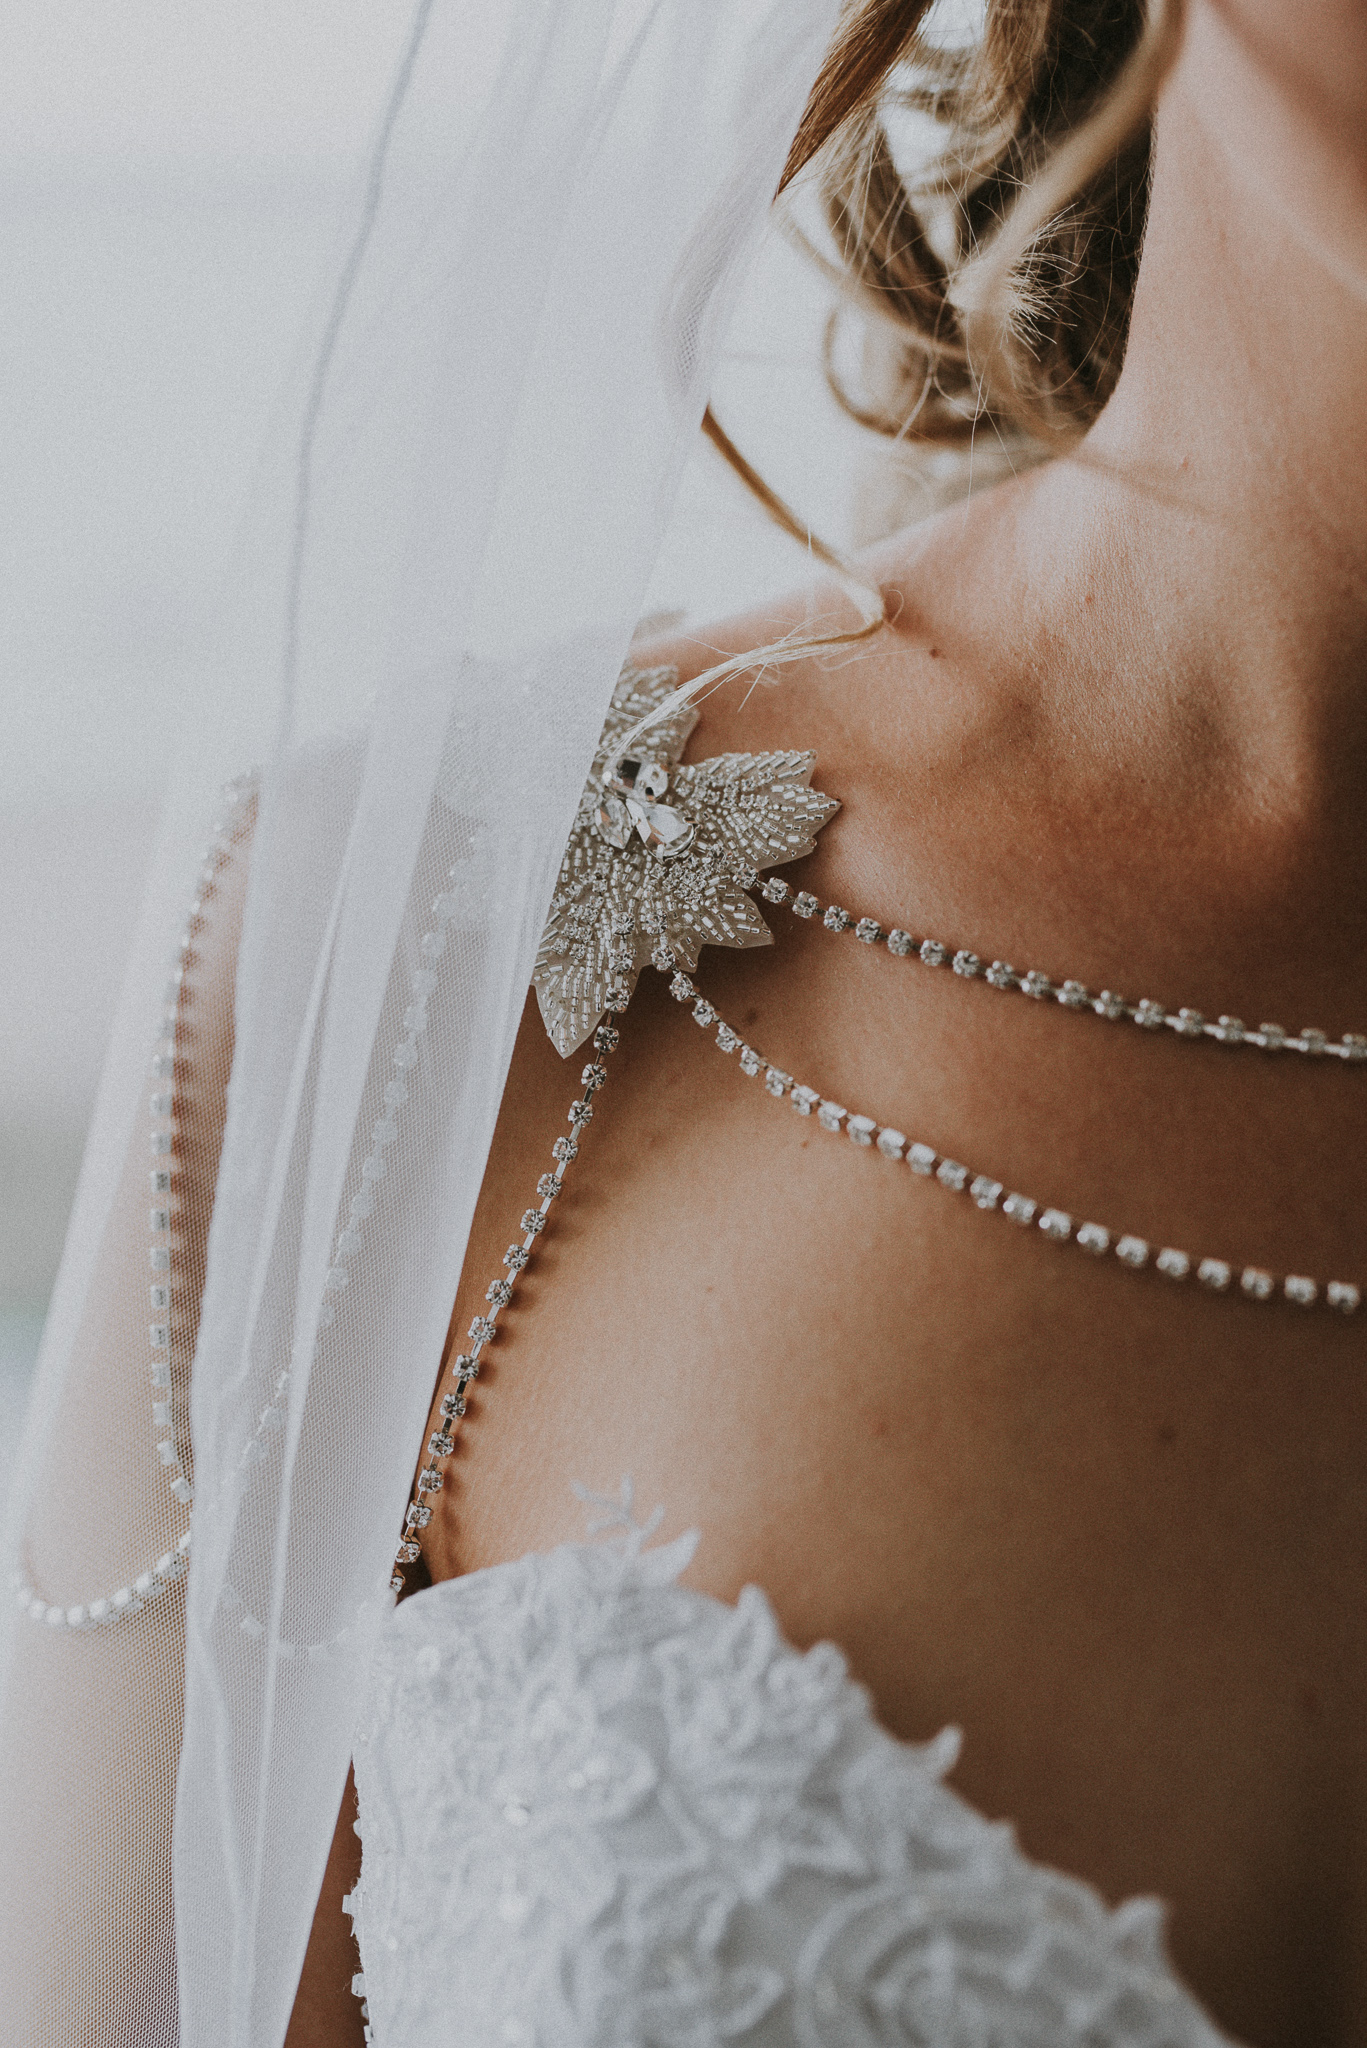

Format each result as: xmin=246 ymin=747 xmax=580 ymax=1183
xmin=351 ymin=1498 xmax=1232 ymax=2047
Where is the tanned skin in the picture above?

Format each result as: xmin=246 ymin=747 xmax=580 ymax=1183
xmin=288 ymin=6 xmax=1367 ymax=2041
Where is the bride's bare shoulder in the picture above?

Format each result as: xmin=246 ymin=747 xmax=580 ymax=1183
xmin=629 ymin=477 xmax=1042 ymax=803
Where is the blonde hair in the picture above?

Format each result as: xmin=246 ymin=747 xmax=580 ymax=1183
xmin=779 ymin=0 xmax=1188 ymax=451
xmin=626 ymin=0 xmax=1186 ymax=756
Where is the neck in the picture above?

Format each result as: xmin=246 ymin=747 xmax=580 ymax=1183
xmin=1050 ymin=0 xmax=1367 ymax=807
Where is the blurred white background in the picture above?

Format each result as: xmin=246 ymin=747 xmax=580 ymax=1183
xmin=0 ymin=2 xmax=889 ymax=1501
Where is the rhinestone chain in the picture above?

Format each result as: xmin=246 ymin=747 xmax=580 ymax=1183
xmin=12 ymin=774 xmax=259 ymax=1632
xmin=353 ymin=1004 xmax=627 ymax=2036
xmin=388 ymin=1010 xmax=626 ymax=1595
xmin=668 ymin=970 xmax=1361 ymax=1317
xmin=758 ymin=879 xmax=1367 ymax=1063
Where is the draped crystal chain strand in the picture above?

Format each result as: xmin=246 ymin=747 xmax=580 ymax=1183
xmin=389 ymin=1008 xmax=627 ymax=1595
xmin=11 ymin=773 xmax=259 ymax=1633
xmin=759 ymin=878 xmax=1367 ymax=1062
xmin=665 ymin=966 xmax=1361 ymax=1317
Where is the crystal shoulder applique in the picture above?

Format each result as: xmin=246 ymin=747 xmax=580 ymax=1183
xmin=533 ymin=665 xmax=839 ymax=1057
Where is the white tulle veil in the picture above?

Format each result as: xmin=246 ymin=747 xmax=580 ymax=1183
xmin=0 ymin=1 xmax=844 ymax=2040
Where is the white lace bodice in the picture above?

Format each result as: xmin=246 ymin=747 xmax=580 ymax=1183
xmin=350 ymin=1511 xmax=1232 ymax=2047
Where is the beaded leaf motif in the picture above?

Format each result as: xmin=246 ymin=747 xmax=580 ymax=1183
xmin=534 ymin=664 xmax=839 ymax=1057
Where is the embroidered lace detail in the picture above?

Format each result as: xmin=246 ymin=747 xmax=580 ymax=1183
xmin=352 ymin=1510 xmax=1232 ymax=2046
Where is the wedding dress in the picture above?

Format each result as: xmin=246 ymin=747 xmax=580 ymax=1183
xmin=350 ymin=1505 xmax=1230 ymax=2047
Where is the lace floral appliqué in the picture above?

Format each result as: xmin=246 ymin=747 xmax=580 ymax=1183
xmin=350 ymin=1488 xmax=1231 ymax=2047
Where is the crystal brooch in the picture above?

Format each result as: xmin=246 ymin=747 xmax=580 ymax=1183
xmin=533 ymin=665 xmax=839 ymax=1056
